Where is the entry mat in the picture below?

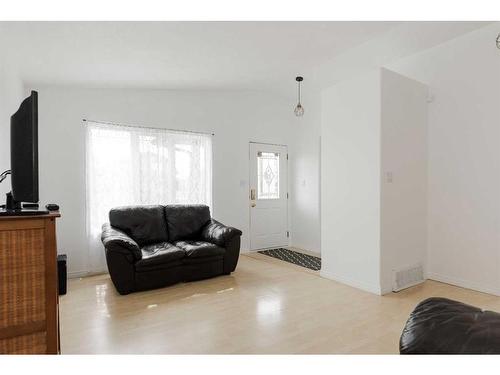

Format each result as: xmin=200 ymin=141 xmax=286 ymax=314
xmin=257 ymin=248 xmax=321 ymax=271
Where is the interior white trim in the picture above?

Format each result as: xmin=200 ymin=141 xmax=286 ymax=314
xmin=68 ymin=270 xmax=107 ymax=279
xmin=320 ymin=269 xmax=382 ymax=296
xmin=427 ymin=273 xmax=500 ymax=297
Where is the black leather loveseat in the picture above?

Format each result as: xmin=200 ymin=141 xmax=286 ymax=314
xmin=400 ymin=297 xmax=500 ymax=354
xmin=101 ymin=204 xmax=242 ymax=294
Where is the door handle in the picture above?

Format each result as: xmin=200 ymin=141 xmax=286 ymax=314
xmin=250 ymin=188 xmax=256 ymax=207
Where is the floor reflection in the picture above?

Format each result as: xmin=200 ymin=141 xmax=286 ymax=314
xmin=95 ymin=283 xmax=111 ymax=318
xmin=257 ymin=296 xmax=282 ymax=324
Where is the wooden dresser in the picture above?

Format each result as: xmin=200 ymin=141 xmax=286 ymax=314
xmin=0 ymin=212 xmax=60 ymax=354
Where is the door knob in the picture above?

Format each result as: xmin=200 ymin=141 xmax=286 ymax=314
xmin=250 ymin=188 xmax=256 ymax=207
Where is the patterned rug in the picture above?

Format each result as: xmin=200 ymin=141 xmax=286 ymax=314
xmin=257 ymin=248 xmax=321 ymax=271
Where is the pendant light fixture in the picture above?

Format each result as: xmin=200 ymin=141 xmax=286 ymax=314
xmin=294 ymin=76 xmax=304 ymax=117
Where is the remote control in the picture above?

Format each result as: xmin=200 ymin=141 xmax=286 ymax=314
xmin=45 ymin=204 xmax=60 ymax=211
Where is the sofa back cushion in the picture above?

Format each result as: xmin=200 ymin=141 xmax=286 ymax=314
xmin=109 ymin=205 xmax=168 ymax=246
xmin=164 ymin=204 xmax=211 ymax=241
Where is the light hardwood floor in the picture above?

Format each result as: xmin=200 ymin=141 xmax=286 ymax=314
xmin=60 ymin=253 xmax=500 ymax=354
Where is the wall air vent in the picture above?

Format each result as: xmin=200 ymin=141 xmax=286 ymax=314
xmin=392 ymin=264 xmax=425 ymax=292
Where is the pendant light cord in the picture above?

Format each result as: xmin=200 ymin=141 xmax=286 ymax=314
xmin=298 ymin=81 xmax=301 ymax=103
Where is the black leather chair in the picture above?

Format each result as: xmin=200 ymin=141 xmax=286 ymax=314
xmin=400 ymin=297 xmax=500 ymax=354
xmin=101 ymin=204 xmax=242 ymax=295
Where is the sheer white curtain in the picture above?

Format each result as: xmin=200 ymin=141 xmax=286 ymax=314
xmin=85 ymin=121 xmax=212 ymax=273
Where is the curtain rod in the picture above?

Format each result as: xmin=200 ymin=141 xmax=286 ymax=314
xmin=82 ymin=119 xmax=215 ymax=136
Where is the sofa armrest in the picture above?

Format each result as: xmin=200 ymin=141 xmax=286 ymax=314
xmin=201 ymin=219 xmax=242 ymax=274
xmin=200 ymin=219 xmax=242 ymax=247
xmin=101 ymin=223 xmax=142 ymax=261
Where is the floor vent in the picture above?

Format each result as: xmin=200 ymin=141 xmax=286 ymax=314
xmin=392 ymin=264 xmax=424 ymax=292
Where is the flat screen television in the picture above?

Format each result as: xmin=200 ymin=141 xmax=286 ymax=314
xmin=11 ymin=90 xmax=39 ymax=204
xmin=0 ymin=90 xmax=48 ymax=215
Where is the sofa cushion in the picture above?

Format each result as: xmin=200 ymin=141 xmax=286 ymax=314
xmin=174 ymin=240 xmax=225 ymax=258
xmin=164 ymin=204 xmax=211 ymax=241
xmin=182 ymin=255 xmax=224 ymax=265
xmin=109 ymin=205 xmax=168 ymax=246
xmin=400 ymin=297 xmax=500 ymax=354
xmin=135 ymin=242 xmax=185 ymax=272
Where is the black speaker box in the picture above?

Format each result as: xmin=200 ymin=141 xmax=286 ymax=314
xmin=57 ymin=254 xmax=67 ymax=295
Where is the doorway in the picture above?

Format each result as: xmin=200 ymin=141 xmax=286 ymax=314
xmin=249 ymin=142 xmax=289 ymax=250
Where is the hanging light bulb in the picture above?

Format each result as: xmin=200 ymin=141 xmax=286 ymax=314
xmin=294 ymin=76 xmax=304 ymax=117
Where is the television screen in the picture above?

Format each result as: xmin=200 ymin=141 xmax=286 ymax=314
xmin=10 ymin=90 xmax=39 ymax=203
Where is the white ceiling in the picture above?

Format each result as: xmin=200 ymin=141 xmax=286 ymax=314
xmin=0 ymin=21 xmax=491 ymax=96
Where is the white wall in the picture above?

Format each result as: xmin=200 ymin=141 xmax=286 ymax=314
xmin=320 ymin=68 xmax=428 ymax=295
xmin=388 ymin=23 xmax=500 ymax=295
xmin=33 ymin=86 xmax=302 ymax=275
xmin=0 ymin=63 xmax=24 ymax=198
xmin=380 ymin=68 xmax=428 ymax=294
xmin=320 ymin=70 xmax=382 ymax=294
xmin=289 ymin=90 xmax=322 ymax=254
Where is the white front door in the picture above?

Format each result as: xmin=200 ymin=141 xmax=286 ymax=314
xmin=249 ymin=142 xmax=288 ymax=250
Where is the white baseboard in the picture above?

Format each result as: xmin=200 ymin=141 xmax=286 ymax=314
xmin=68 ymin=270 xmax=108 ymax=279
xmin=244 ymin=247 xmax=286 ymax=253
xmin=289 ymin=243 xmax=321 ymax=255
xmin=320 ymin=269 xmax=382 ymax=295
xmin=288 ymin=246 xmax=321 ymax=257
xmin=68 ymin=270 xmax=88 ymax=279
xmin=428 ymin=272 xmax=500 ymax=297
xmin=380 ymin=284 xmax=394 ymax=296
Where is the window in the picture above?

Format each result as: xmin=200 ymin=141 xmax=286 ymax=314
xmin=85 ymin=121 xmax=212 ymax=272
xmin=257 ymin=151 xmax=279 ymax=199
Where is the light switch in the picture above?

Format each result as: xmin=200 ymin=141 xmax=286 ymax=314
xmin=386 ymin=172 xmax=393 ymax=183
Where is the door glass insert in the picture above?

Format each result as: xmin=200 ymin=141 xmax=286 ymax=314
xmin=257 ymin=151 xmax=279 ymax=199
